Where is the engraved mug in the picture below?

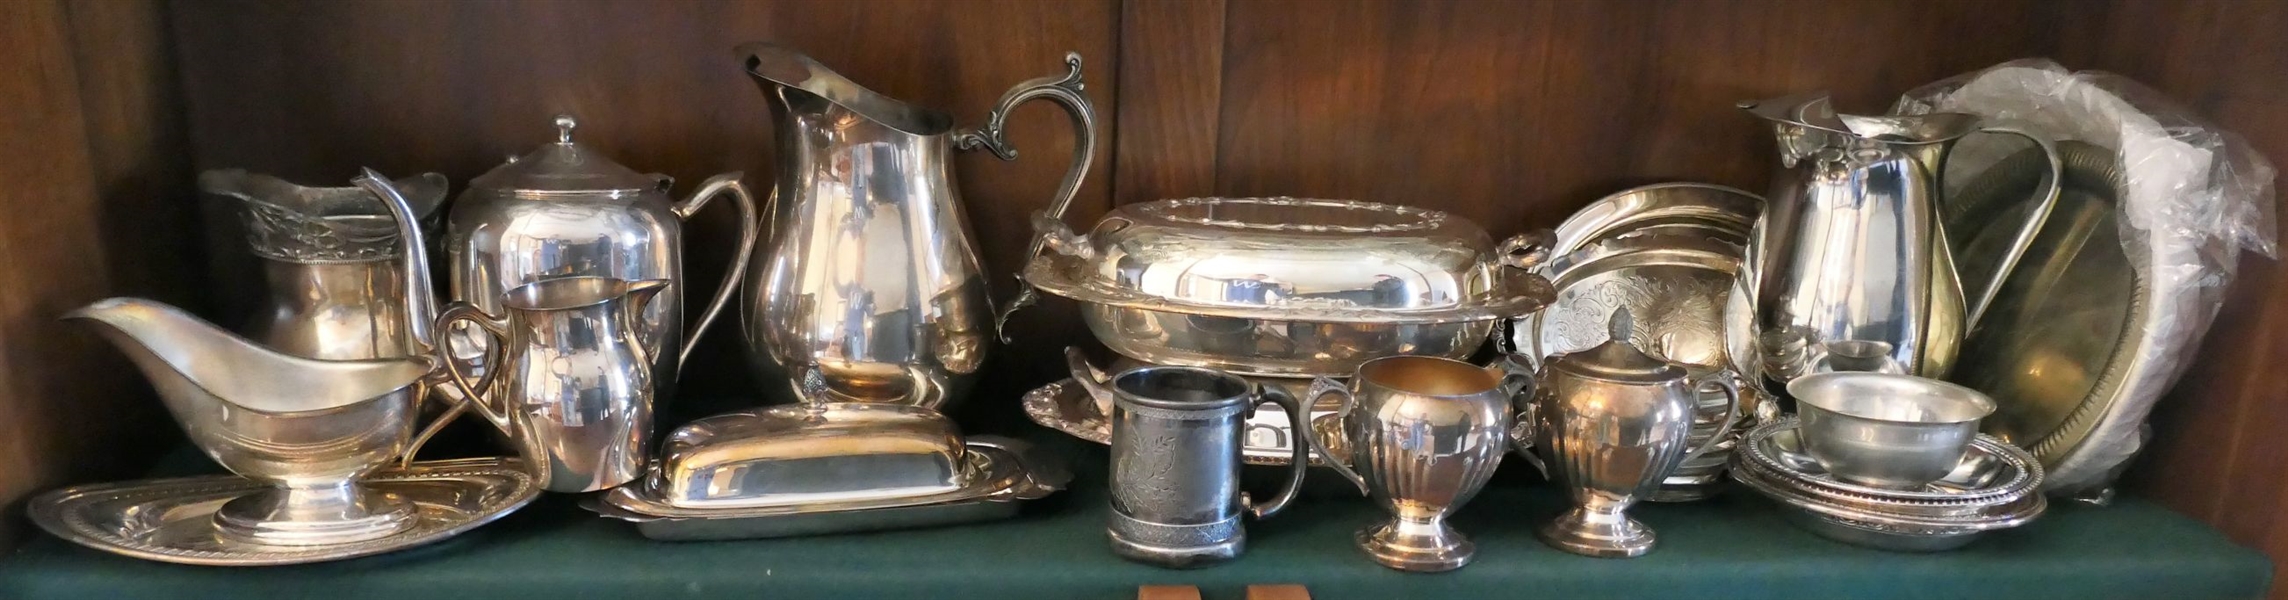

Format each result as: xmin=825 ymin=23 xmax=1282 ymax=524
xmin=1079 ymin=364 xmax=1345 ymax=568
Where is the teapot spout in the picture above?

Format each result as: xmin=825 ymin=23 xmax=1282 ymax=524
xmin=353 ymin=168 xmax=439 ymax=353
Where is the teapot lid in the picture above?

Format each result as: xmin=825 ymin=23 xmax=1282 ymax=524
xmin=469 ymin=115 xmax=660 ymax=195
xmin=1547 ymin=309 xmax=1687 ymax=384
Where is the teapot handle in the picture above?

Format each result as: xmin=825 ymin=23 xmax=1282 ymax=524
xmin=955 ymin=52 xmax=1099 ymax=343
xmin=1962 ymin=127 xmax=2062 ymax=330
xmin=668 ymin=173 xmax=763 ymax=368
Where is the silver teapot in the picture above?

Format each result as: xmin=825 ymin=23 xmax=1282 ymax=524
xmin=446 ymin=116 xmax=759 ymax=404
xmin=1514 ymin=309 xmax=1739 ymax=557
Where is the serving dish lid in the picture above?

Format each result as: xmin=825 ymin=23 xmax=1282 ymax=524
xmin=1023 ymin=197 xmax=1554 ymax=323
xmin=649 ymin=402 xmax=970 ymax=510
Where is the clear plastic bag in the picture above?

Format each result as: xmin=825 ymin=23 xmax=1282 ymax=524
xmin=1893 ymin=59 xmax=2278 ymax=500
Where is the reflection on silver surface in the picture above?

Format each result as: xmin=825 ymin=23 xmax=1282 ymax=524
xmin=593 ymin=436 xmax=1064 ymax=533
xmin=737 ymin=43 xmax=1097 ymax=408
xmin=1545 ymin=182 xmax=1762 ymax=257
xmin=1513 ymin=310 xmax=1738 ymax=558
xmin=1088 ymin=364 xmax=1341 ymax=568
xmin=1027 ymin=197 xmax=1554 ymax=376
xmin=436 ymin=278 xmax=668 ymax=493
xmin=1789 ymin=372 xmax=1996 ymax=490
xmin=199 ymin=169 xmax=448 ymax=362
xmin=65 ymin=298 xmax=439 ymax=547
xmin=646 ymin=402 xmax=968 ymax=510
xmin=1308 ymin=356 xmax=1509 ymax=572
xmin=1742 ymin=93 xmax=2062 ymax=391
xmin=1729 ymin=419 xmax=2045 ymax=552
xmin=449 ymin=116 xmax=760 ymax=407
xmin=28 ymin=458 xmax=538 ymax=565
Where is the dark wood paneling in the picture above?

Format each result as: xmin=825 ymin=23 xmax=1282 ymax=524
xmin=1206 ymin=0 xmax=2058 ymax=229
xmin=0 ymin=0 xmax=194 ymax=547
xmin=1112 ymin=0 xmax=1224 ymax=204
xmin=2053 ymin=1 xmax=2288 ymax=595
xmin=167 ymin=0 xmax=1121 ymax=419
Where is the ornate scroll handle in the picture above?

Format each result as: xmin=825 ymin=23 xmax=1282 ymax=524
xmin=953 ymin=52 xmax=1099 ymax=343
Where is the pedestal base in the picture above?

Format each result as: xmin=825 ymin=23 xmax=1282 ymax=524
xmin=212 ymin=483 xmax=418 ymax=547
xmin=1356 ymin=518 xmax=1474 ymax=572
xmin=1537 ymin=506 xmax=1655 ymax=558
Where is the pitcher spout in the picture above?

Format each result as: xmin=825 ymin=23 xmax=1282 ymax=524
xmin=353 ymin=168 xmax=440 ymax=353
xmin=735 ymin=41 xmax=952 ymax=136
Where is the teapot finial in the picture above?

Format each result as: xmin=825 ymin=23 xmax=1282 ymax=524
xmin=1608 ymin=308 xmax=1634 ymax=344
xmin=554 ymin=115 xmax=577 ymax=143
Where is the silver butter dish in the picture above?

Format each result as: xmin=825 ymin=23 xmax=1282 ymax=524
xmin=589 ymin=437 xmax=1067 ymax=540
xmin=651 ymin=402 xmax=968 ymax=509
xmin=27 ymin=458 xmax=538 ymax=566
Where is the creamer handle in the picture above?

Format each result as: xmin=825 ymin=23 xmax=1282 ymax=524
xmin=402 ymin=302 xmax=517 ymax=467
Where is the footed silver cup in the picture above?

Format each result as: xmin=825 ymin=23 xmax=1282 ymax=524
xmin=1309 ymin=356 xmax=1514 ymax=572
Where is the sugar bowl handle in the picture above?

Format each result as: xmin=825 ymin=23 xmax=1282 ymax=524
xmin=1679 ymin=375 xmax=1745 ymax=465
xmin=956 ymin=52 xmax=1099 ymax=343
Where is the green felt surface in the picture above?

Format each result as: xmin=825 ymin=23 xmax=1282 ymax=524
xmin=0 ymin=435 xmax=2269 ymax=600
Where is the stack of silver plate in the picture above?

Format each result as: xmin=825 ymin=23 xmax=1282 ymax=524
xmin=1728 ymin=419 xmax=2047 ymax=552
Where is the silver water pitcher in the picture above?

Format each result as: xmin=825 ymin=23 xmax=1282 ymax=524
xmin=1308 ymin=356 xmax=1517 ymax=573
xmin=436 ymin=277 xmax=670 ymax=493
xmin=1742 ymin=93 xmax=2062 ymax=392
xmin=736 ymin=43 xmax=1097 ymax=409
xmin=1515 ymin=309 xmax=1739 ymax=557
xmin=1077 ymin=364 xmax=1343 ymax=568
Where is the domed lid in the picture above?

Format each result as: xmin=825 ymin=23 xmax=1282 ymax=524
xmin=468 ymin=115 xmax=660 ymax=195
xmin=1548 ymin=309 xmax=1688 ymax=384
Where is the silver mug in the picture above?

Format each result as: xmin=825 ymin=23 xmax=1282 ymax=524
xmin=435 ymin=277 xmax=669 ymax=493
xmin=1079 ymin=364 xmax=1339 ymax=568
xmin=1309 ymin=356 xmax=1514 ymax=573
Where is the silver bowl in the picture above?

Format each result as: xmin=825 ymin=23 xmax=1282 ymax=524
xmin=1729 ymin=418 xmax=2046 ymax=552
xmin=1788 ymin=372 xmax=1997 ymax=490
xmin=1025 ymin=197 xmax=1553 ymax=376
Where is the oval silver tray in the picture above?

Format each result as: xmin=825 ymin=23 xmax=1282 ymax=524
xmin=27 ymin=457 xmax=538 ymax=566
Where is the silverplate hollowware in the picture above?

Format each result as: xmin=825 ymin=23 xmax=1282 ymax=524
xmin=198 ymin=169 xmax=447 ymax=362
xmin=1511 ymin=234 xmax=1756 ymax=378
xmin=1789 ymin=373 xmax=1997 ymax=490
xmin=587 ymin=437 xmax=1067 ymax=541
xmin=1742 ymin=93 xmax=2065 ymax=394
xmin=450 ymin=116 xmax=758 ymax=409
xmin=1545 ymin=182 xmax=1761 ymax=257
xmin=644 ymin=402 xmax=973 ymax=510
xmin=1021 ymin=378 xmax=1346 ymax=467
xmin=602 ymin=437 xmax=1050 ymax=520
xmin=1730 ymin=418 xmax=2046 ymax=552
xmin=739 ymin=43 xmax=1097 ymax=409
xmin=1024 ymin=197 xmax=1555 ymax=377
xmin=27 ymin=458 xmax=539 ymax=566
xmin=1308 ymin=356 xmax=1513 ymax=573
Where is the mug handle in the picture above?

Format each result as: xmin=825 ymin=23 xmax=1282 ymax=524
xmin=400 ymin=302 xmax=522 ymax=468
xmin=1245 ymin=383 xmax=1362 ymax=521
xmin=668 ymin=173 xmax=762 ymax=368
xmin=1678 ymin=375 xmax=1746 ymax=465
xmin=954 ymin=53 xmax=1099 ymax=342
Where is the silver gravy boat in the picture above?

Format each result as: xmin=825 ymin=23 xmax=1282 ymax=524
xmin=735 ymin=43 xmax=1097 ymax=409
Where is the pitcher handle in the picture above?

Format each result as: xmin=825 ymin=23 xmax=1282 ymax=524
xmin=1961 ymin=127 xmax=2063 ymax=329
xmin=1678 ymin=375 xmax=1745 ymax=465
xmin=669 ymin=173 xmax=763 ymax=367
xmin=954 ymin=52 xmax=1099 ymax=343
xmin=402 ymin=302 xmax=519 ymax=467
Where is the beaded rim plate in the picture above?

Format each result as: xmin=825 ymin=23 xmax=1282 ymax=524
xmin=1736 ymin=418 xmax=2041 ymax=507
xmin=27 ymin=457 xmax=538 ymax=567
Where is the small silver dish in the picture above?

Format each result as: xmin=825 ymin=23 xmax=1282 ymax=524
xmin=1021 ymin=378 xmax=1344 ymax=467
xmin=651 ymin=402 xmax=967 ymax=509
xmin=589 ymin=437 xmax=1067 ymax=541
xmin=27 ymin=458 xmax=538 ymax=566
xmin=1729 ymin=419 xmax=2046 ymax=552
xmin=1789 ymin=373 xmax=1998 ymax=490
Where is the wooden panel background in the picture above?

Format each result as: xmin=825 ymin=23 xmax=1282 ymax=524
xmin=3 ymin=0 xmax=2287 ymax=592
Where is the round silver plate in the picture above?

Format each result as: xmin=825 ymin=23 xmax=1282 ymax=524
xmin=27 ymin=457 xmax=539 ymax=566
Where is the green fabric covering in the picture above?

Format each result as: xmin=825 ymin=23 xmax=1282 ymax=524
xmin=0 ymin=436 xmax=2268 ymax=600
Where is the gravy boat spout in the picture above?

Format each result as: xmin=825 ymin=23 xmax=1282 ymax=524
xmin=66 ymin=297 xmax=435 ymax=546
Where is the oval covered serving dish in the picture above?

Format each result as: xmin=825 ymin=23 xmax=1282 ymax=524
xmin=1021 ymin=197 xmax=1554 ymax=376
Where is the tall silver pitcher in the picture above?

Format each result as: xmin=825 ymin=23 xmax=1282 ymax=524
xmin=198 ymin=169 xmax=448 ymax=360
xmin=736 ymin=43 xmax=1097 ymax=409
xmin=1741 ymin=93 xmax=2062 ymax=392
